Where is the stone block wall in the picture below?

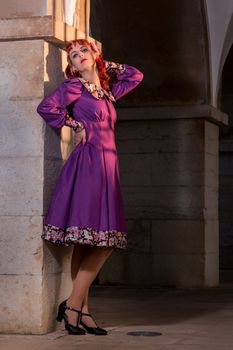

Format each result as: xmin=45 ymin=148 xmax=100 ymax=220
xmin=99 ymin=116 xmax=219 ymax=288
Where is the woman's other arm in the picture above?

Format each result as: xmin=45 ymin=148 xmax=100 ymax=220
xmin=105 ymin=61 xmax=144 ymax=101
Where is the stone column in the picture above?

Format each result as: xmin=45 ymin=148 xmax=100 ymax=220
xmin=100 ymin=106 xmax=227 ymax=287
xmin=0 ymin=0 xmax=98 ymax=334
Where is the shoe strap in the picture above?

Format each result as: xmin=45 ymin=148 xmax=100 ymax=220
xmin=65 ymin=305 xmax=81 ymax=314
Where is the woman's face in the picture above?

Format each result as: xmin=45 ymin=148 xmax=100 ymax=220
xmin=68 ymin=43 xmax=97 ymax=73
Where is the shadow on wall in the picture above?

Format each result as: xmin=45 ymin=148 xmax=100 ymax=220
xmin=43 ymin=42 xmax=65 ymax=213
xmin=90 ymin=0 xmax=210 ymax=107
xmin=219 ymin=43 xmax=233 ymax=274
xmin=42 ymin=43 xmax=74 ymax=308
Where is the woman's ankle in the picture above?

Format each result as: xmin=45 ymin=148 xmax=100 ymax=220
xmin=67 ymin=297 xmax=82 ymax=310
xmin=81 ymin=305 xmax=89 ymax=313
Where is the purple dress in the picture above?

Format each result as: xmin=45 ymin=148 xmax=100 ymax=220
xmin=37 ymin=61 xmax=143 ymax=249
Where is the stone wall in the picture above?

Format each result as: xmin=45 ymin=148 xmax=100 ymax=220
xmin=100 ymin=114 xmax=219 ymax=287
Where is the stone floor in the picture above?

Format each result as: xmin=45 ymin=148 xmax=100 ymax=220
xmin=1 ymin=282 xmax=233 ymax=350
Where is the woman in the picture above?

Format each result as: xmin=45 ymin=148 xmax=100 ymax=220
xmin=37 ymin=39 xmax=143 ymax=336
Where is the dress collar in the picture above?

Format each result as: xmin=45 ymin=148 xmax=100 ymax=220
xmin=78 ymin=77 xmax=116 ymax=102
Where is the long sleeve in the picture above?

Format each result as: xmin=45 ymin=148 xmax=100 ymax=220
xmin=105 ymin=61 xmax=144 ymax=101
xmin=36 ymin=78 xmax=84 ymax=132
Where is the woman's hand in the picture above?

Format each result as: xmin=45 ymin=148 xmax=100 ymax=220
xmin=73 ymin=128 xmax=86 ymax=146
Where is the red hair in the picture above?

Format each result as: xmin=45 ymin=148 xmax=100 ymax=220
xmin=65 ymin=39 xmax=110 ymax=90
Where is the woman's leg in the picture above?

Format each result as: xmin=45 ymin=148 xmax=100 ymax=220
xmin=70 ymin=244 xmax=90 ymax=321
xmin=70 ymin=244 xmax=94 ymax=326
xmin=66 ymin=244 xmax=114 ymax=326
xmin=70 ymin=244 xmax=94 ymax=312
xmin=70 ymin=243 xmax=88 ymax=280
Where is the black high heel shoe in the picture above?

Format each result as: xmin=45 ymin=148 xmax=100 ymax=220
xmin=56 ymin=300 xmax=86 ymax=335
xmin=80 ymin=312 xmax=108 ymax=335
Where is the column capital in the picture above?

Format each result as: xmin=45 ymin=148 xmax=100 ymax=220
xmin=117 ymin=105 xmax=228 ymax=126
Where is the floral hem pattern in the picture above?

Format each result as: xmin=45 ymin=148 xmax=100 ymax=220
xmin=42 ymin=224 xmax=127 ymax=249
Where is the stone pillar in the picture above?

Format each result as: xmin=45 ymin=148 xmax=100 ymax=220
xmin=0 ymin=0 xmax=98 ymax=334
xmin=99 ymin=106 xmax=227 ymax=288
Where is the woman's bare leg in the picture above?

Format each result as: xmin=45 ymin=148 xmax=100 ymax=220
xmin=70 ymin=244 xmax=88 ymax=280
xmin=70 ymin=244 xmax=91 ymax=322
xmin=70 ymin=244 xmax=93 ymax=325
xmin=66 ymin=244 xmax=114 ymax=326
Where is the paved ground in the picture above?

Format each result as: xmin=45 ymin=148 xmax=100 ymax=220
xmin=1 ymin=283 xmax=233 ymax=350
